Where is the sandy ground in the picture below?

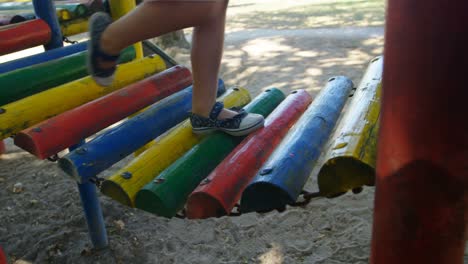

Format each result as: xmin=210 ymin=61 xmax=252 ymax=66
xmin=0 ymin=0 xmax=429 ymax=263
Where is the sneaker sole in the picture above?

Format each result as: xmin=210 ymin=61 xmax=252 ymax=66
xmin=192 ymin=119 xmax=265 ymax=137
xmin=222 ymin=119 xmax=265 ymax=136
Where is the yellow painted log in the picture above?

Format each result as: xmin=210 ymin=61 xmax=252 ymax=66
xmin=60 ymin=18 xmax=89 ymax=37
xmin=0 ymin=55 xmax=166 ymax=140
xmin=108 ymin=0 xmax=143 ymax=59
xmin=57 ymin=9 xmax=73 ymax=22
xmin=317 ymin=56 xmax=383 ymax=197
xmin=101 ymin=87 xmax=251 ymax=207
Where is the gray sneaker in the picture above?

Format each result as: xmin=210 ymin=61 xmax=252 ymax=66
xmin=87 ymin=12 xmax=119 ymax=86
xmin=190 ymin=102 xmax=265 ymax=136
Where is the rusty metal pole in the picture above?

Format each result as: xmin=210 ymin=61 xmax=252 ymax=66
xmin=371 ymin=0 xmax=468 ymax=263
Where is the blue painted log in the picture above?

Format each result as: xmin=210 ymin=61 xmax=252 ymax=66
xmin=240 ymin=76 xmax=354 ymax=213
xmin=58 ymin=80 xmax=226 ymax=183
xmin=33 ymin=0 xmax=63 ymax=50
xmin=0 ymin=42 xmax=87 ymax=74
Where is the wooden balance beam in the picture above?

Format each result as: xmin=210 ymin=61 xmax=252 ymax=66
xmin=134 ymin=88 xmax=286 ymax=218
xmin=0 ymin=46 xmax=135 ymax=106
xmin=60 ymin=18 xmax=89 ymax=37
xmin=317 ymin=56 xmax=383 ymax=197
xmin=240 ymin=76 xmax=354 ymax=213
xmin=58 ymin=80 xmax=227 ymax=183
xmin=0 ymin=42 xmax=87 ymax=74
xmin=0 ymin=19 xmax=51 ymax=55
xmin=100 ymin=87 xmax=252 ymax=207
xmin=186 ymin=89 xmax=312 ymax=219
xmin=15 ymin=66 xmax=192 ymax=159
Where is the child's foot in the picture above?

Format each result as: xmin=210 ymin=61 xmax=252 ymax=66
xmin=190 ymin=102 xmax=265 ymax=136
xmin=87 ymin=12 xmax=120 ymax=86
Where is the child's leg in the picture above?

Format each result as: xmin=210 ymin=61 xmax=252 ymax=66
xmin=99 ymin=0 xmax=233 ymax=117
xmin=90 ymin=1 xmax=264 ymax=135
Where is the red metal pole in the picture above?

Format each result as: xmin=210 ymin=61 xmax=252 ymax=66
xmin=0 ymin=19 xmax=51 ymax=55
xmin=371 ymin=0 xmax=468 ymax=263
xmin=0 ymin=245 xmax=6 ymax=264
xmin=0 ymin=140 xmax=5 ymax=155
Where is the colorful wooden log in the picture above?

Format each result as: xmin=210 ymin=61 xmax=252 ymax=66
xmin=57 ymin=9 xmax=74 ymax=22
xmin=58 ymin=81 xmax=227 ymax=183
xmin=0 ymin=46 xmax=135 ymax=106
xmin=371 ymin=0 xmax=467 ymax=262
xmin=317 ymin=57 xmax=383 ymax=197
xmin=0 ymin=55 xmax=165 ymax=140
xmin=0 ymin=42 xmax=87 ymax=74
xmin=56 ymin=3 xmax=89 ymax=17
xmin=33 ymin=0 xmax=63 ymax=50
xmin=15 ymin=66 xmax=191 ymax=159
xmin=135 ymin=88 xmax=285 ymax=218
xmin=0 ymin=19 xmax=51 ymax=55
xmin=101 ymin=87 xmax=252 ymax=207
xmin=240 ymin=76 xmax=354 ymax=213
xmin=61 ymin=18 xmax=88 ymax=37
xmin=186 ymin=90 xmax=313 ymax=219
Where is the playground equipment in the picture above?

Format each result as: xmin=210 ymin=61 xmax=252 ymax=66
xmin=135 ymin=88 xmax=289 ymax=217
xmin=101 ymin=86 xmax=251 ymax=207
xmin=0 ymin=0 xmax=104 ymax=37
xmin=0 ymin=0 xmax=389 ymax=252
xmin=186 ymin=77 xmax=352 ymax=218
xmin=1 ymin=0 xmax=384 ymax=247
xmin=185 ymin=89 xmax=312 ymax=218
xmin=370 ymin=0 xmax=467 ymax=263
xmin=5 ymin=2 xmax=459 ymax=263
xmin=317 ymin=56 xmax=382 ymax=198
xmin=240 ymin=76 xmax=354 ymax=213
xmin=0 ymin=0 xmax=162 ymax=248
xmin=0 ymin=141 xmax=4 ymax=155
xmin=0 ymin=46 xmax=135 ymax=106
xmin=0 ymin=246 xmax=6 ymax=264
xmin=15 ymin=65 xmax=192 ymax=159
xmin=0 ymin=19 xmax=51 ymax=55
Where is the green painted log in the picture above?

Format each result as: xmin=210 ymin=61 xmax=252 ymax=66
xmin=135 ymin=88 xmax=285 ymax=218
xmin=0 ymin=46 xmax=135 ymax=106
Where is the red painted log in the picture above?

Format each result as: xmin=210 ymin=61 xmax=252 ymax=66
xmin=15 ymin=66 xmax=192 ymax=159
xmin=186 ymin=90 xmax=312 ymax=219
xmin=0 ymin=19 xmax=51 ymax=55
xmin=371 ymin=0 xmax=467 ymax=263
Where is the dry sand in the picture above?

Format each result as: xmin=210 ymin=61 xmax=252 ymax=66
xmin=0 ymin=1 xmax=408 ymax=263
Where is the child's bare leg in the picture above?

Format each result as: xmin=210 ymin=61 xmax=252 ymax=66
xmin=99 ymin=0 xmax=235 ymax=117
xmin=90 ymin=0 xmax=264 ymax=135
